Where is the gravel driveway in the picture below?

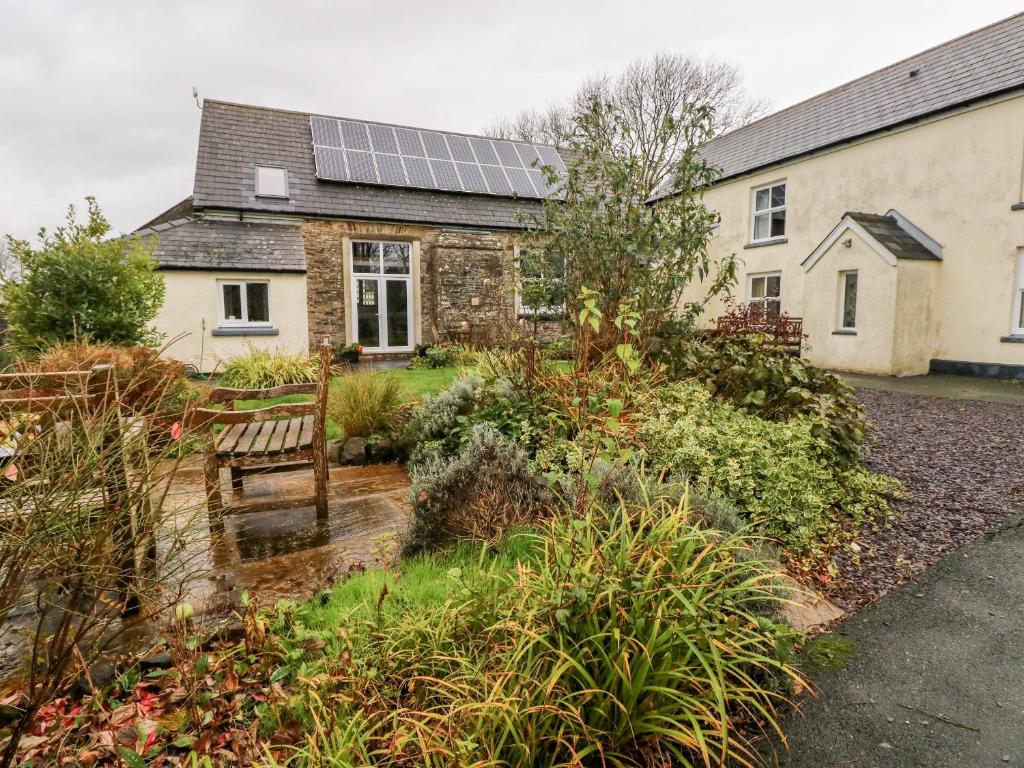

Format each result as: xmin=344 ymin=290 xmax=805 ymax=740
xmin=829 ymin=386 xmax=1024 ymax=610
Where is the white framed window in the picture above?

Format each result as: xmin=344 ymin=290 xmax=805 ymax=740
xmin=350 ymin=240 xmax=414 ymax=351
xmin=219 ymin=280 xmax=271 ymax=326
xmin=751 ymin=181 xmax=786 ymax=242
xmin=838 ymin=270 xmax=858 ymax=331
xmin=255 ymin=166 xmax=288 ymax=198
xmin=518 ymin=246 xmax=566 ymax=317
xmin=747 ymin=272 xmax=782 ymax=319
xmin=1013 ymin=250 xmax=1024 ymax=335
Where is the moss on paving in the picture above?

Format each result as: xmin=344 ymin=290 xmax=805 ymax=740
xmin=798 ymin=635 xmax=857 ymax=675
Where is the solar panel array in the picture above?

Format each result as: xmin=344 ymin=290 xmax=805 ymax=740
xmin=310 ymin=116 xmax=566 ymax=199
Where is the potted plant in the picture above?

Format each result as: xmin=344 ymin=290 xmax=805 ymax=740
xmin=337 ymin=343 xmax=364 ymax=364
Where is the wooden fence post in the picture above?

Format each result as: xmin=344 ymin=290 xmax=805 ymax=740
xmin=313 ymin=339 xmax=331 ymax=520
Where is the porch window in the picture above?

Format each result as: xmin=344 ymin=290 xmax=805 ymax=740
xmin=518 ymin=246 xmax=566 ymax=317
xmin=752 ymin=182 xmax=786 ymax=242
xmin=220 ymin=280 xmax=270 ymax=325
xmin=1014 ymin=250 xmax=1024 ymax=335
xmin=747 ymin=272 xmax=781 ymax=319
xmin=839 ymin=271 xmax=858 ymax=330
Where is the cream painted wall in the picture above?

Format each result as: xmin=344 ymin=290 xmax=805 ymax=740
xmin=153 ymin=271 xmax=309 ymax=372
xmin=802 ymin=235 xmax=898 ymax=374
xmin=687 ymin=92 xmax=1024 ymax=374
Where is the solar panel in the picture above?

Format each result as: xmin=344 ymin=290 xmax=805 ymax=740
xmin=430 ymin=159 xmax=461 ymax=191
xmin=493 ymin=141 xmax=523 ymax=168
xmin=504 ymin=167 xmax=537 ymax=197
xmin=311 ymin=116 xmax=341 ymax=148
xmin=395 ymin=127 xmax=425 ymax=157
xmin=421 ymin=132 xmax=451 ymax=160
xmin=368 ymin=124 xmax=398 ymax=154
xmin=481 ymin=165 xmax=513 ymax=196
xmin=446 ymin=134 xmax=475 ymax=163
xmin=345 ymin=150 xmax=377 ymax=184
xmin=340 ymin=121 xmax=371 ymax=151
xmin=310 ymin=115 xmax=565 ymax=199
xmin=402 ymin=156 xmax=434 ymax=187
xmin=469 ymin=137 xmax=500 ymax=165
xmin=456 ymin=162 xmax=489 ymax=194
xmin=375 ymin=153 xmax=407 ymax=186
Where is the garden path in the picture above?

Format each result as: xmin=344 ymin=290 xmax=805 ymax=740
xmin=775 ymin=515 xmax=1024 ymax=767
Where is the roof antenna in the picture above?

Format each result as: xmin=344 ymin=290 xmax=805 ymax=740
xmin=192 ymin=86 xmax=203 ymax=109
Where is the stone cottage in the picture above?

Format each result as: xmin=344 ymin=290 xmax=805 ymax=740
xmin=137 ymin=100 xmax=566 ymax=371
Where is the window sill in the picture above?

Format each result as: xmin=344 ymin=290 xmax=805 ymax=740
xmin=832 ymin=329 xmax=857 ymax=336
xmin=743 ymin=238 xmax=788 ymax=249
xmin=999 ymin=334 xmax=1024 ymax=343
xmin=1011 ymin=202 xmax=1024 ymax=211
xmin=212 ymin=326 xmax=279 ymax=337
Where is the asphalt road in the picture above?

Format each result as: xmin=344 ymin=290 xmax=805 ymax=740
xmin=774 ymin=516 xmax=1024 ymax=767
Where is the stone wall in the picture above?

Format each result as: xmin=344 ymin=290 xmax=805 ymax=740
xmin=300 ymin=218 xmax=563 ymax=351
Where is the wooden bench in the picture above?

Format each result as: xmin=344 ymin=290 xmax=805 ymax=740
xmin=189 ymin=342 xmax=331 ymax=519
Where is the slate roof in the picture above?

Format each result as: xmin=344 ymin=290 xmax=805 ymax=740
xmin=654 ymin=12 xmax=1024 ymax=198
xmin=136 ymin=217 xmax=307 ymax=272
xmin=846 ymin=212 xmax=940 ymax=261
xmin=193 ymin=100 xmax=554 ymax=229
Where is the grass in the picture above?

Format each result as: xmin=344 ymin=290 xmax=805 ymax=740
xmin=228 ymin=366 xmax=461 ymax=441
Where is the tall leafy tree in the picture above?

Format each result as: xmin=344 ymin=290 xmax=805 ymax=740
xmin=523 ymin=96 xmax=735 ymax=348
xmin=2 ymin=197 xmax=165 ymax=350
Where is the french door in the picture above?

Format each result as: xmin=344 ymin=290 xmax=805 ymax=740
xmin=351 ymin=240 xmax=413 ymax=352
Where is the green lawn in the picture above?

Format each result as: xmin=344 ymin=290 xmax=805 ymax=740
xmin=229 ymin=366 xmax=460 ymax=440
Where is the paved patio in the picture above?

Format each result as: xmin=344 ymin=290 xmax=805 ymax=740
xmin=164 ymin=461 xmax=411 ymax=610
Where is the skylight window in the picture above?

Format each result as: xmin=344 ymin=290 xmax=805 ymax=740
xmin=255 ymin=166 xmax=288 ymax=198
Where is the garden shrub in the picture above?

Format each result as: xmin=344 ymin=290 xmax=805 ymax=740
xmin=24 ymin=341 xmax=189 ymax=415
xmin=2 ymin=198 xmax=165 ymax=350
xmin=220 ymin=348 xmax=319 ymax=389
xmin=327 ymin=372 xmax=408 ymax=438
xmin=275 ymin=492 xmax=800 ymax=766
xmin=408 ymin=343 xmax=476 ymax=369
xmin=663 ymin=330 xmax=871 ymax=464
xmin=635 ymin=381 xmax=898 ymax=562
xmin=403 ymin=423 xmax=551 ymax=554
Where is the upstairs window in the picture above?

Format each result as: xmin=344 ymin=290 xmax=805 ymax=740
xmin=220 ymin=280 xmax=270 ymax=326
xmin=518 ymin=247 xmax=566 ymax=317
xmin=255 ymin=166 xmax=289 ymax=198
xmin=839 ymin=271 xmax=859 ymax=330
xmin=748 ymin=272 xmax=781 ymax=319
xmin=752 ymin=182 xmax=786 ymax=242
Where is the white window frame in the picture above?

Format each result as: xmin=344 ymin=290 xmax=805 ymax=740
xmin=516 ymin=244 xmax=566 ymax=317
xmin=747 ymin=271 xmax=782 ymax=317
xmin=349 ymin=239 xmax=414 ymax=353
xmin=838 ymin=270 xmax=859 ymax=331
xmin=255 ymin=165 xmax=289 ymax=199
xmin=218 ymin=280 xmax=271 ymax=327
xmin=1013 ymin=249 xmax=1024 ymax=335
xmin=750 ymin=181 xmax=787 ymax=243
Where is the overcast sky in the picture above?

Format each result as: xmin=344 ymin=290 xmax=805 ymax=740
xmin=2 ymin=0 xmax=1020 ymax=241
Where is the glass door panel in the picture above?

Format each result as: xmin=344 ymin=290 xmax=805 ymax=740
xmin=385 ymin=280 xmax=409 ymax=348
xmin=355 ymin=278 xmax=380 ymax=348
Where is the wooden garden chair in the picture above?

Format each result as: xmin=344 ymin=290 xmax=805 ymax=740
xmin=189 ymin=342 xmax=331 ymax=519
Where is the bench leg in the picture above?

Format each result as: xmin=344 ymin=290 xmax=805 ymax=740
xmin=203 ymin=442 xmax=223 ymax=526
xmin=230 ymin=465 xmax=244 ymax=492
xmin=313 ymin=447 xmax=328 ymax=521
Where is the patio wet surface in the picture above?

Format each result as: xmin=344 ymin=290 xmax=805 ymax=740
xmin=167 ymin=460 xmax=411 ymax=611
xmin=837 ymin=371 xmax=1024 ymax=405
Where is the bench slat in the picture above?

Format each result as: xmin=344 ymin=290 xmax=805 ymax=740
xmin=298 ymin=415 xmax=314 ymax=450
xmin=250 ymin=420 xmax=277 ymax=454
xmin=282 ymin=417 xmax=302 ymax=452
xmin=216 ymin=423 xmax=247 ymax=454
xmin=229 ymin=421 xmax=263 ymax=455
xmin=265 ymin=419 xmax=290 ymax=454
